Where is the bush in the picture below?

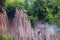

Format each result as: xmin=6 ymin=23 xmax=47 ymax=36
xmin=0 ymin=35 xmax=10 ymax=40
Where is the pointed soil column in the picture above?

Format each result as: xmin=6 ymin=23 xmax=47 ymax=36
xmin=0 ymin=8 xmax=8 ymax=36
xmin=10 ymin=9 xmax=20 ymax=40
xmin=19 ymin=10 xmax=35 ymax=40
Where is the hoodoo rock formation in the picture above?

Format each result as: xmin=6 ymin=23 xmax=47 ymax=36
xmin=9 ymin=9 xmax=34 ymax=40
xmin=0 ymin=8 xmax=8 ymax=36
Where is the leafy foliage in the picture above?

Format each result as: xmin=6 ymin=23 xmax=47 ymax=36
xmin=0 ymin=35 xmax=10 ymax=40
xmin=4 ymin=0 xmax=60 ymax=27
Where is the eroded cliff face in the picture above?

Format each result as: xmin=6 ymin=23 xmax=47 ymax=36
xmin=9 ymin=9 xmax=35 ymax=40
xmin=10 ymin=9 xmax=60 ymax=40
xmin=34 ymin=22 xmax=60 ymax=40
xmin=0 ymin=8 xmax=60 ymax=40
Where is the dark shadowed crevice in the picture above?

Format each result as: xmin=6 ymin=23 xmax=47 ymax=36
xmin=6 ymin=7 xmax=16 ymax=19
xmin=6 ymin=6 xmax=16 ymax=25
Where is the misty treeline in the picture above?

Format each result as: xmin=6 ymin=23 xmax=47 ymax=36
xmin=0 ymin=0 xmax=60 ymax=26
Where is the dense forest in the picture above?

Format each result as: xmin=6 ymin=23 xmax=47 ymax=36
xmin=3 ymin=0 xmax=60 ymax=27
xmin=0 ymin=0 xmax=60 ymax=40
